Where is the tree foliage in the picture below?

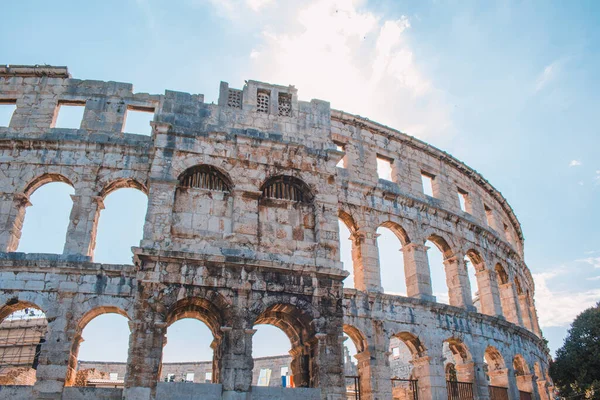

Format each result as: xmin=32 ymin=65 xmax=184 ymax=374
xmin=549 ymin=302 xmax=600 ymax=399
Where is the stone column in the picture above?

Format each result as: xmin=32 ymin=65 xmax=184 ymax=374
xmin=530 ymin=302 xmax=542 ymax=337
xmin=443 ymin=253 xmax=474 ymax=310
xmin=498 ymin=283 xmax=523 ymax=326
xmin=536 ymin=379 xmax=550 ymax=400
xmin=354 ymin=332 xmax=392 ymax=400
xmin=308 ymin=331 xmax=346 ymax=399
xmin=231 ymin=190 xmax=261 ymax=246
xmin=123 ymin=316 xmax=166 ymax=400
xmin=63 ymin=194 xmax=103 ymax=258
xmin=475 ymin=268 xmax=504 ymax=317
xmin=350 ymin=229 xmax=382 ymax=292
xmin=289 ymin=344 xmax=310 ymax=388
xmin=471 ymin=346 xmax=491 ymax=400
xmin=411 ymin=354 xmax=447 ymax=399
xmin=140 ymin=179 xmax=177 ymax=249
xmin=220 ymin=326 xmax=255 ymax=396
xmin=64 ymin=334 xmax=84 ymax=386
xmin=518 ymin=294 xmax=534 ymax=332
xmin=32 ymin=300 xmax=77 ymax=399
xmin=402 ymin=243 xmax=434 ymax=301
xmin=0 ymin=192 xmax=30 ymax=252
xmin=506 ymin=367 xmax=521 ymax=400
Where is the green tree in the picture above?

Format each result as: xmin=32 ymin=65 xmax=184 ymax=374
xmin=550 ymin=302 xmax=600 ymax=399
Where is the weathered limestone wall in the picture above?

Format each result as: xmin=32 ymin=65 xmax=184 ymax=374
xmin=0 ymin=66 xmax=551 ymax=400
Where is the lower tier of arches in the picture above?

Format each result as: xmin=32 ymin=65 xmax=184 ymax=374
xmin=0 ymin=254 xmax=552 ymax=400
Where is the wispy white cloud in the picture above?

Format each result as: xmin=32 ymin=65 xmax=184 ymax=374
xmin=246 ymin=0 xmax=274 ymax=11
xmin=243 ymin=0 xmax=453 ymax=140
xmin=535 ymin=58 xmax=565 ymax=93
xmin=533 ymin=268 xmax=600 ymax=328
xmin=577 ymin=256 xmax=600 ymax=269
xmin=595 ymin=170 xmax=600 ymax=185
xmin=196 ymin=0 xmax=273 ymax=19
xmin=587 ymin=276 xmax=600 ymax=281
xmin=569 ymin=159 xmax=582 ymax=167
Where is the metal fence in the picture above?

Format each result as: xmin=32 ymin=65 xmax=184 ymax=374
xmin=519 ymin=391 xmax=533 ymax=400
xmin=489 ymin=385 xmax=509 ymax=400
xmin=446 ymin=380 xmax=474 ymax=400
xmin=345 ymin=375 xmax=360 ymax=400
xmin=391 ymin=378 xmax=419 ymax=400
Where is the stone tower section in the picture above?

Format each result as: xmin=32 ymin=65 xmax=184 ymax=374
xmin=0 ymin=66 xmax=552 ymax=400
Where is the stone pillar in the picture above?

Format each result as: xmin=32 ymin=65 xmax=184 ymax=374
xmin=443 ymin=253 xmax=474 ymax=310
xmin=506 ymin=367 xmax=521 ymax=400
xmin=402 ymin=243 xmax=434 ymax=301
xmin=518 ymin=294 xmax=534 ymax=332
xmin=63 ymin=194 xmax=103 ymax=258
xmin=123 ymin=316 xmax=166 ymax=400
xmin=289 ymin=344 xmax=310 ymax=388
xmin=498 ymin=283 xmax=523 ymax=326
xmin=64 ymin=334 xmax=84 ymax=386
xmin=231 ymin=190 xmax=261 ymax=246
xmin=350 ymin=229 xmax=382 ymax=292
xmin=220 ymin=326 xmax=255 ymax=395
xmin=354 ymin=332 xmax=392 ymax=400
xmin=471 ymin=346 xmax=491 ymax=400
xmin=411 ymin=354 xmax=447 ymax=399
xmin=536 ymin=379 xmax=550 ymax=400
xmin=0 ymin=192 xmax=30 ymax=252
xmin=475 ymin=268 xmax=504 ymax=317
xmin=32 ymin=301 xmax=77 ymax=399
xmin=309 ymin=331 xmax=345 ymax=399
xmin=140 ymin=179 xmax=177 ymax=249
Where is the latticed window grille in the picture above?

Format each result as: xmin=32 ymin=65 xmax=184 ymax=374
xmin=257 ymin=90 xmax=270 ymax=113
xmin=227 ymin=89 xmax=242 ymax=109
xmin=262 ymin=176 xmax=312 ymax=203
xmin=179 ymin=165 xmax=231 ymax=192
xmin=278 ymin=93 xmax=292 ymax=116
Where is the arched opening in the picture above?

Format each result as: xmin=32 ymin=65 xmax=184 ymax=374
xmin=258 ymin=176 xmax=315 ymax=259
xmin=17 ymin=181 xmax=74 ymax=254
xmin=465 ymin=250 xmax=485 ymax=313
xmin=495 ymin=264 xmax=509 ymax=285
xmin=389 ymin=332 xmax=424 ymax=399
xmin=484 ymin=346 xmax=508 ymax=391
xmin=94 ymin=186 xmax=148 ymax=264
xmin=251 ymin=325 xmax=292 ymax=387
xmin=443 ymin=338 xmax=474 ymax=399
xmin=161 ymin=319 xmax=214 ymax=383
xmin=172 ymin=165 xmax=234 ymax=243
xmin=0 ymin=304 xmax=48 ymax=385
xmin=68 ymin=310 xmax=130 ymax=387
xmin=252 ymin=303 xmax=316 ymax=388
xmin=338 ymin=214 xmax=355 ymax=289
xmin=161 ymin=297 xmax=224 ymax=385
xmin=343 ymin=325 xmax=367 ymax=398
xmin=377 ymin=223 xmax=408 ymax=296
xmin=513 ymin=355 xmax=534 ymax=395
xmin=426 ymin=235 xmax=453 ymax=305
xmin=495 ymin=264 xmax=514 ymax=321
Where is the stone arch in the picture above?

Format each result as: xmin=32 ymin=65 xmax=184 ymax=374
xmin=0 ymin=299 xmax=48 ymax=386
xmin=444 ymin=337 xmax=474 ymax=384
xmin=513 ymin=354 xmax=529 ymax=376
xmin=484 ymin=346 xmax=506 ymax=372
xmin=166 ymin=296 xmax=227 ymax=337
xmin=392 ymin=331 xmax=426 ymax=359
xmin=379 ymin=220 xmax=411 ymax=246
xmin=377 ymin=220 xmax=411 ymax=295
xmin=252 ymin=302 xmax=318 ymax=388
xmin=338 ymin=210 xmax=358 ymax=234
xmin=177 ymin=164 xmax=233 ymax=192
xmin=65 ymin=305 xmax=132 ymax=387
xmin=343 ymin=324 xmax=367 ymax=354
xmin=260 ymin=175 xmax=314 ymax=203
xmin=0 ymin=297 xmax=48 ymax=323
xmin=426 ymin=233 xmax=454 ymax=258
xmin=99 ymin=177 xmax=148 ymax=198
xmin=7 ymin=173 xmax=75 ymax=253
xmin=495 ymin=264 xmax=509 ymax=285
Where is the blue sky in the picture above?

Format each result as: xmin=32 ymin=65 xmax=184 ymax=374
xmin=2 ymin=0 xmax=600 ymax=364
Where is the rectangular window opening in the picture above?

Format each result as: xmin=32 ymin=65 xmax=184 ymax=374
xmin=227 ymin=89 xmax=243 ymax=108
xmin=376 ymin=155 xmax=393 ymax=181
xmin=257 ymin=89 xmax=270 ymax=113
xmin=205 ymin=372 xmax=212 ymax=383
xmin=458 ymin=188 xmax=468 ymax=212
xmin=421 ymin=172 xmax=435 ymax=197
xmin=109 ymin=372 xmax=118 ymax=381
xmin=167 ymin=373 xmax=175 ymax=382
xmin=123 ymin=106 xmax=155 ymax=136
xmin=392 ymin=347 xmax=400 ymax=358
xmin=484 ymin=204 xmax=494 ymax=227
xmin=278 ymin=92 xmax=292 ymax=116
xmin=0 ymin=100 xmax=17 ymax=127
xmin=185 ymin=372 xmax=194 ymax=382
xmin=335 ymin=142 xmax=347 ymax=168
xmin=503 ymin=223 xmax=512 ymax=243
xmin=257 ymin=368 xmax=272 ymax=386
xmin=54 ymin=101 xmax=85 ymax=129
xmin=281 ymin=366 xmax=289 ymax=377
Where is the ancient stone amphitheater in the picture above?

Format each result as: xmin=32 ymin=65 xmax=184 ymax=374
xmin=0 ymin=65 xmax=552 ymax=400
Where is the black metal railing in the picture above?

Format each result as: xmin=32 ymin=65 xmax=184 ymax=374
xmin=447 ymin=380 xmax=474 ymax=400
xmin=391 ymin=378 xmax=419 ymax=400
xmin=519 ymin=391 xmax=532 ymax=400
xmin=345 ymin=375 xmax=361 ymax=400
xmin=489 ymin=385 xmax=509 ymax=400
